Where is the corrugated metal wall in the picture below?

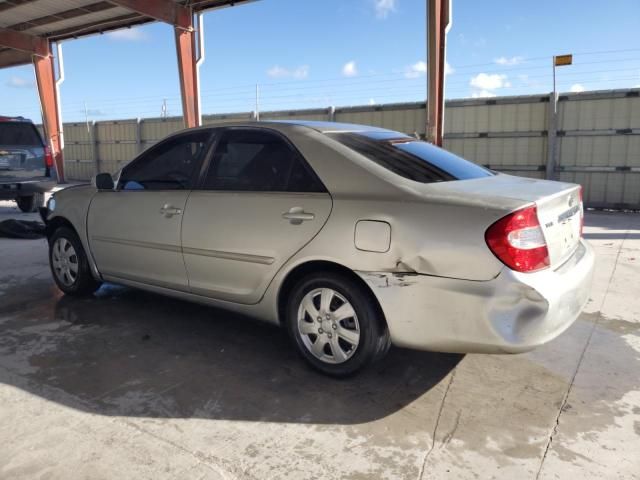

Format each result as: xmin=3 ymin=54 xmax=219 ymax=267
xmin=59 ymin=88 xmax=640 ymax=209
xmin=556 ymin=90 xmax=640 ymax=209
xmin=443 ymin=96 xmax=549 ymax=180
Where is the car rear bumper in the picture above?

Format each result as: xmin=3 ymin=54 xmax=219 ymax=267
xmin=357 ymin=239 xmax=595 ymax=354
xmin=0 ymin=178 xmax=56 ymax=199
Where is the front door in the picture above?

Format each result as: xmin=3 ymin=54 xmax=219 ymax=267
xmin=181 ymin=128 xmax=332 ymax=304
xmin=87 ymin=130 xmax=213 ymax=290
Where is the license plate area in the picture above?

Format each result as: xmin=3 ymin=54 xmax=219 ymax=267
xmin=0 ymin=154 xmax=20 ymax=170
xmin=557 ymin=213 xmax=581 ymax=257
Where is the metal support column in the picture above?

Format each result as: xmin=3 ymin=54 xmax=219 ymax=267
xmin=546 ymin=91 xmax=558 ymax=180
xmin=174 ymin=12 xmax=203 ymax=128
xmin=33 ymin=42 xmax=65 ymax=183
xmin=426 ymin=0 xmax=451 ymax=147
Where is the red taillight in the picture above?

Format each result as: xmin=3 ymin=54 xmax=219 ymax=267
xmin=579 ymin=186 xmax=584 ymax=237
xmin=44 ymin=146 xmax=54 ymax=168
xmin=485 ymin=205 xmax=550 ymax=273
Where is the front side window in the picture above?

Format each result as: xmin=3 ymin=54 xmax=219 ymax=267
xmin=203 ymin=129 xmax=324 ymax=192
xmin=119 ymin=131 xmax=212 ymax=191
xmin=331 ymin=132 xmax=494 ymax=183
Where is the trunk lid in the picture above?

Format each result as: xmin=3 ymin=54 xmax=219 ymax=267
xmin=535 ymin=186 xmax=582 ymax=268
xmin=419 ymin=174 xmax=583 ymax=269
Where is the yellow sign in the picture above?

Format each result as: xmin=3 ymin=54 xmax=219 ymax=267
xmin=554 ymin=54 xmax=573 ymax=66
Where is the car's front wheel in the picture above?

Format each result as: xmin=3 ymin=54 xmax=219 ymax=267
xmin=49 ymin=227 xmax=101 ymax=296
xmin=16 ymin=193 xmax=44 ymax=213
xmin=286 ymin=271 xmax=390 ymax=377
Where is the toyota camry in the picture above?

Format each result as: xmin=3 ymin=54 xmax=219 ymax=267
xmin=41 ymin=121 xmax=594 ymax=376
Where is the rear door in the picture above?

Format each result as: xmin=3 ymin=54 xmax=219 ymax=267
xmin=87 ymin=130 xmax=213 ymax=290
xmin=181 ymin=127 xmax=332 ymax=304
xmin=0 ymin=121 xmax=46 ymax=183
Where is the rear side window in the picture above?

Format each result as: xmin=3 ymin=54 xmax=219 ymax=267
xmin=203 ymin=129 xmax=325 ymax=192
xmin=0 ymin=122 xmax=43 ymax=146
xmin=331 ymin=132 xmax=493 ymax=183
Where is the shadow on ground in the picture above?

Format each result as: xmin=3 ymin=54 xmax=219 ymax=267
xmin=0 ymin=279 xmax=461 ymax=425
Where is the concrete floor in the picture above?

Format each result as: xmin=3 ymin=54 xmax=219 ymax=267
xmin=0 ymin=196 xmax=639 ymax=480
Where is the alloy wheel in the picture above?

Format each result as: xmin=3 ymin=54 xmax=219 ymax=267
xmin=51 ymin=237 xmax=79 ymax=287
xmin=297 ymin=288 xmax=361 ymax=364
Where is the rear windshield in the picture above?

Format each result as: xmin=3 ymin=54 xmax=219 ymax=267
xmin=331 ymin=132 xmax=493 ymax=183
xmin=0 ymin=122 xmax=43 ymax=146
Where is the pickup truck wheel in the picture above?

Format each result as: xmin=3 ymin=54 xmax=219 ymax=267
xmin=16 ymin=193 xmax=44 ymax=213
xmin=49 ymin=227 xmax=101 ymax=296
xmin=286 ymin=272 xmax=390 ymax=377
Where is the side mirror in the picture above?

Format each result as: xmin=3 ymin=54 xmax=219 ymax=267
xmin=93 ymin=173 xmax=114 ymax=191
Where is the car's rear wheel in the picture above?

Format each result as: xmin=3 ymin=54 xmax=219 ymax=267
xmin=285 ymin=271 xmax=390 ymax=377
xmin=49 ymin=227 xmax=101 ymax=296
xmin=16 ymin=193 xmax=44 ymax=213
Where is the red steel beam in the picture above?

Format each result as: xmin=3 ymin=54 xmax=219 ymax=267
xmin=0 ymin=27 xmax=49 ymax=57
xmin=426 ymin=0 xmax=450 ymax=146
xmin=33 ymin=44 xmax=65 ymax=183
xmin=108 ymin=0 xmax=192 ymax=30
xmin=0 ymin=48 xmax=33 ymax=68
xmin=175 ymin=24 xmax=200 ymax=128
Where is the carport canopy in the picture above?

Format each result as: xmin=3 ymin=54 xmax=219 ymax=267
xmin=0 ymin=0 xmax=449 ymax=183
xmin=0 ymin=0 xmax=255 ymax=182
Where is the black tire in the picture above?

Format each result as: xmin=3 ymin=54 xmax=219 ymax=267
xmin=49 ymin=227 xmax=101 ymax=296
xmin=285 ymin=271 xmax=390 ymax=377
xmin=16 ymin=193 xmax=44 ymax=213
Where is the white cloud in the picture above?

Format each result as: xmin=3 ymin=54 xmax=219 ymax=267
xmin=374 ymin=0 xmax=397 ymax=18
xmin=342 ymin=61 xmax=358 ymax=77
xmin=266 ymin=65 xmax=309 ymax=79
xmin=267 ymin=66 xmax=288 ymax=78
xmin=368 ymin=98 xmax=376 ymax=105
xmin=106 ymin=27 xmax=148 ymax=41
xmin=471 ymin=90 xmax=498 ymax=98
xmin=470 ymin=73 xmax=511 ymax=90
xmin=570 ymin=83 xmax=586 ymax=93
xmin=85 ymin=108 xmax=106 ymax=116
xmin=494 ymin=56 xmax=524 ymax=66
xmin=404 ymin=61 xmax=454 ymax=79
xmin=445 ymin=62 xmax=455 ymax=76
xmin=470 ymin=73 xmax=510 ymax=98
xmin=292 ymin=65 xmax=310 ymax=79
xmin=405 ymin=61 xmax=426 ymax=78
xmin=6 ymin=76 xmax=34 ymax=89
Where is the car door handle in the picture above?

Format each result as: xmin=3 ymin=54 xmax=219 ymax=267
xmin=282 ymin=207 xmax=315 ymax=225
xmin=160 ymin=204 xmax=182 ymax=217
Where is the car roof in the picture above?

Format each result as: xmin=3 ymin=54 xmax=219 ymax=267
xmin=264 ymin=120 xmax=395 ymax=134
xmin=170 ymin=120 xmax=411 ymax=142
xmin=0 ymin=116 xmax=34 ymax=123
xmin=184 ymin=120 xmax=405 ymax=137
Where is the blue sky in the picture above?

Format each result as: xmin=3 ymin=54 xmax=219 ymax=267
xmin=1 ymin=0 xmax=639 ymax=122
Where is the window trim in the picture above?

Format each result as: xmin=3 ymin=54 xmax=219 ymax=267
xmin=116 ymin=129 xmax=217 ymax=193
xmin=195 ymin=126 xmax=328 ymax=194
